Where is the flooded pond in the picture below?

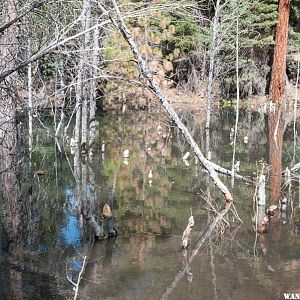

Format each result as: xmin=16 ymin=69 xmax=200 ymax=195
xmin=1 ymin=109 xmax=300 ymax=300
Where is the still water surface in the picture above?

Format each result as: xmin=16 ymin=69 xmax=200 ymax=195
xmin=1 ymin=109 xmax=300 ymax=300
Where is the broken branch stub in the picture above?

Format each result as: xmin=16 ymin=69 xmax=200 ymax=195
xmin=257 ymin=205 xmax=278 ymax=233
xmin=103 ymin=203 xmax=117 ymax=237
xmin=182 ymin=215 xmax=195 ymax=249
xmin=109 ymin=0 xmax=233 ymax=204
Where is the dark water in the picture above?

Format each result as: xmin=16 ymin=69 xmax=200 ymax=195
xmin=1 ymin=109 xmax=300 ymax=300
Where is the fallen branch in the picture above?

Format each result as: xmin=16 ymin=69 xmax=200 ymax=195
xmin=208 ymin=160 xmax=253 ymax=183
xmin=67 ymin=254 xmax=87 ymax=300
xmin=106 ymin=0 xmax=233 ymax=204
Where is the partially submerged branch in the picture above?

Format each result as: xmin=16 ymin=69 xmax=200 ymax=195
xmin=67 ymin=254 xmax=87 ymax=300
xmin=209 ymin=160 xmax=253 ymax=183
xmin=161 ymin=202 xmax=232 ymax=299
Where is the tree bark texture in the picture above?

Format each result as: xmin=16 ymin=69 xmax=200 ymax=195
xmin=269 ymin=0 xmax=291 ymax=103
xmin=269 ymin=112 xmax=284 ymax=204
xmin=88 ymin=26 xmax=99 ymax=155
xmin=268 ymin=0 xmax=290 ymax=204
xmin=205 ymin=0 xmax=220 ymax=157
xmin=0 ymin=1 xmax=23 ymax=274
xmin=81 ymin=0 xmax=92 ymax=148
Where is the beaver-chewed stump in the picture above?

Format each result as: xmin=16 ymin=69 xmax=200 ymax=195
xmin=102 ymin=203 xmax=118 ymax=237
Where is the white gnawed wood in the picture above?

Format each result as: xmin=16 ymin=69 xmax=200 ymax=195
xmin=123 ymin=149 xmax=129 ymax=158
xmin=183 ymin=152 xmax=190 ymax=160
xmin=280 ymin=197 xmax=287 ymax=211
xmin=258 ymin=175 xmax=266 ymax=206
xmin=182 ymin=215 xmax=195 ymax=249
xmin=156 ymin=124 xmax=162 ymax=135
xmin=257 ymin=204 xmax=279 ymax=233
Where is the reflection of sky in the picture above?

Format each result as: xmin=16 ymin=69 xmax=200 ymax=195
xmin=60 ymin=185 xmax=81 ymax=249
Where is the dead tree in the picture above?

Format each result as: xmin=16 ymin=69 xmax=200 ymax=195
xmin=205 ymin=0 xmax=221 ymax=157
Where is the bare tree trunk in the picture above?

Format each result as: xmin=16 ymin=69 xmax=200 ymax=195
xmin=55 ymin=58 xmax=66 ymax=138
xmin=107 ymin=0 xmax=233 ymax=204
xmin=75 ymin=68 xmax=83 ymax=145
xmin=81 ymin=0 xmax=91 ymax=151
xmin=205 ymin=0 xmax=220 ymax=156
xmin=231 ymin=17 xmax=240 ymax=187
xmin=88 ymin=25 xmax=99 ymax=156
xmin=292 ymin=49 xmax=300 ymax=164
xmin=0 ymin=0 xmax=20 ymax=189
xmin=28 ymin=41 xmax=33 ymax=153
xmin=0 ymin=2 xmax=23 ymax=297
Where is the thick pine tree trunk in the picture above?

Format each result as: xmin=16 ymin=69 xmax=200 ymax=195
xmin=268 ymin=0 xmax=290 ymax=205
xmin=269 ymin=0 xmax=291 ymax=103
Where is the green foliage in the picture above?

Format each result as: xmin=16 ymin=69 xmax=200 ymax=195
xmin=239 ymin=1 xmax=278 ymax=49
xmin=166 ymin=14 xmax=202 ymax=53
xmin=39 ymin=58 xmax=57 ymax=77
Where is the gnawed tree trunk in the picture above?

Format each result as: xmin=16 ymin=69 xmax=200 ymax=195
xmin=107 ymin=0 xmax=233 ymax=204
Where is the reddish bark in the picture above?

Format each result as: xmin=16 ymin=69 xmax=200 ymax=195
xmin=268 ymin=112 xmax=284 ymax=204
xmin=269 ymin=0 xmax=291 ymax=103
xmin=268 ymin=0 xmax=290 ymax=207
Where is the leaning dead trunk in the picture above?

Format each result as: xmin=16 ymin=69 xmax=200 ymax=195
xmin=106 ymin=0 xmax=233 ymax=204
